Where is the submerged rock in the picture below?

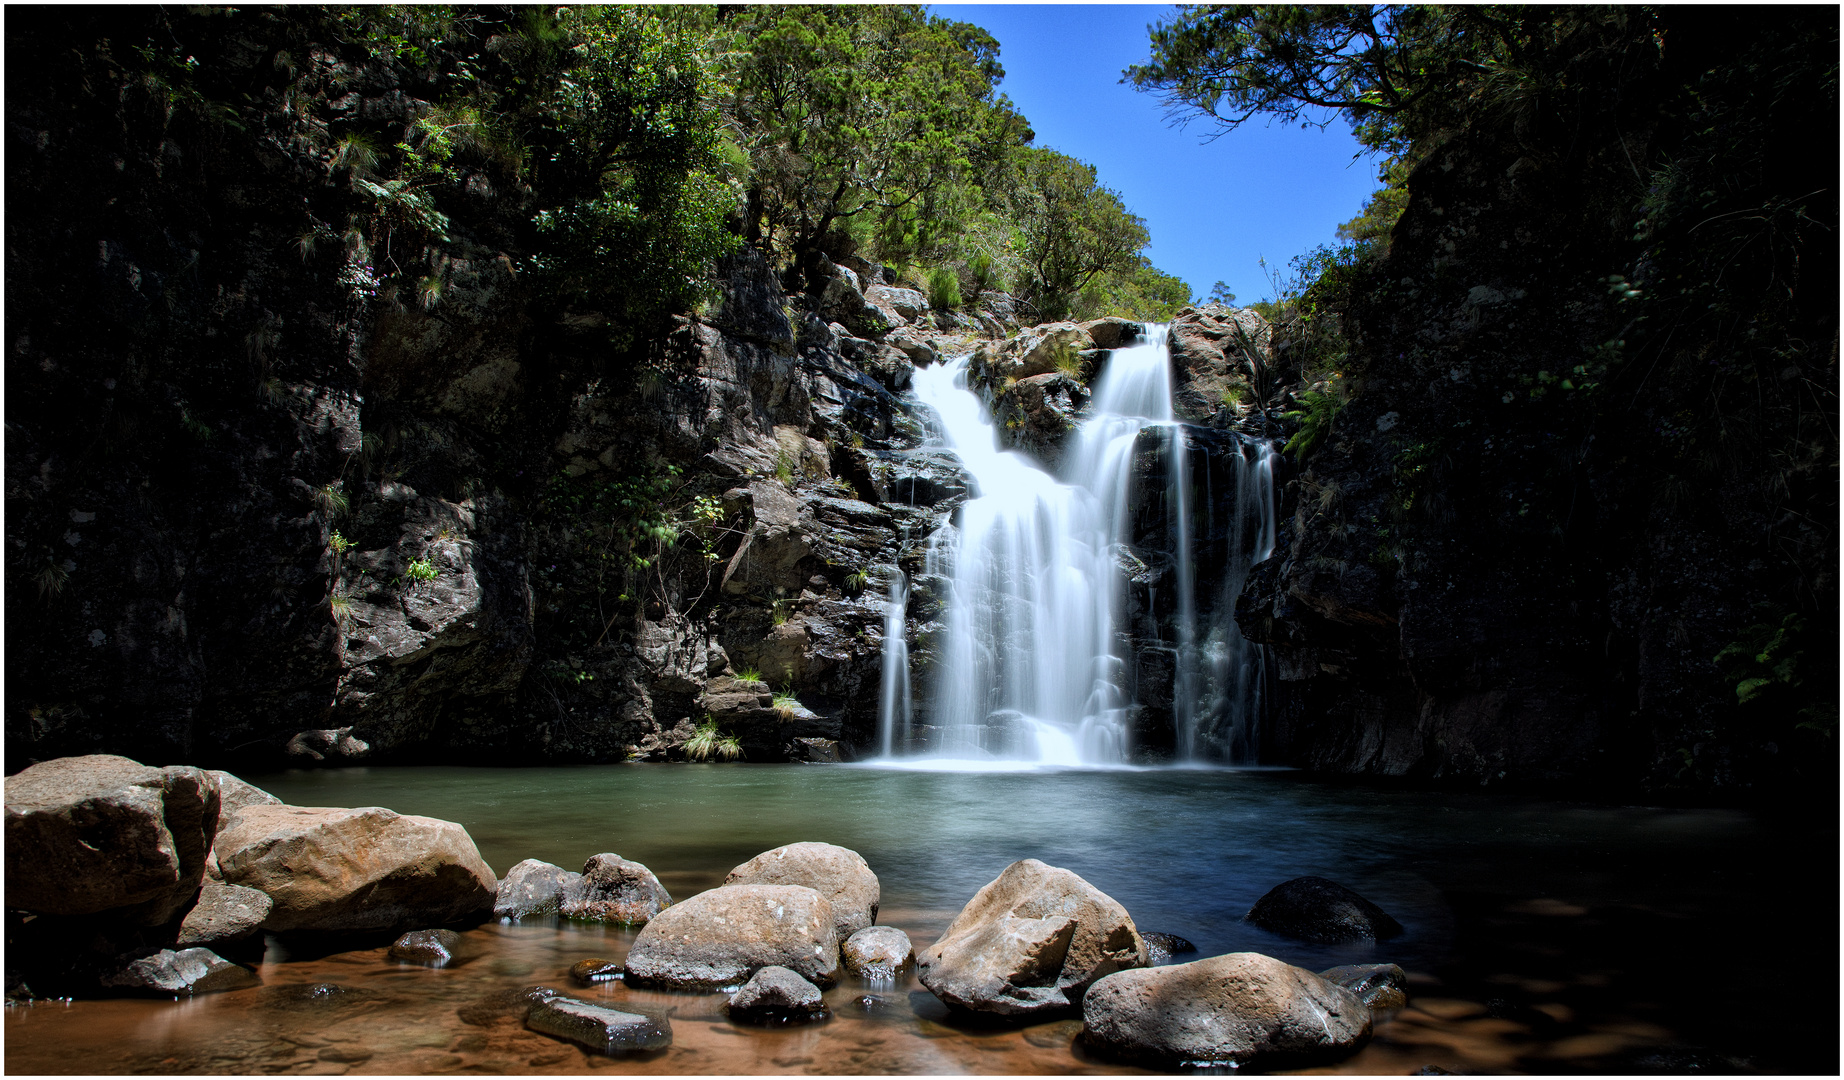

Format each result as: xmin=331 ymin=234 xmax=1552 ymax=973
xmin=526 ymin=996 xmax=672 ymax=1054
xmin=624 ymin=884 xmax=840 ymax=991
xmin=569 ymin=957 xmax=624 ymax=985
xmin=4 ymin=755 xmax=220 ymax=925
xmin=388 ymin=928 xmax=460 ymax=967
xmin=102 ymin=947 xmax=260 ymax=997
xmin=725 ymin=842 xmax=879 ymax=941
xmin=456 ymin=984 xmax=560 ymax=1027
xmin=559 ymin=853 xmax=670 ymax=925
xmin=842 ymin=926 xmax=914 ymax=980
xmin=494 ymin=858 xmax=581 ymax=920
xmin=214 ymin=804 xmax=497 ymax=933
xmin=1320 ymin=963 xmax=1409 ymax=1009
xmin=1246 ymin=876 xmax=1403 ymax=943
xmin=726 ymin=965 xmax=827 ymax=1023
xmin=916 ymin=858 xmax=1147 ymax=1019
xmin=1081 ymin=951 xmax=1371 ymax=1069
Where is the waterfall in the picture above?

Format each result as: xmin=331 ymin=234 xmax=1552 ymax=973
xmin=876 ymin=573 xmax=911 ymax=756
xmin=881 ymin=326 xmax=1278 ymax=767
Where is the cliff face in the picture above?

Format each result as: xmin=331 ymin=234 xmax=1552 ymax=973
xmin=1239 ymin=11 xmax=1839 ymax=794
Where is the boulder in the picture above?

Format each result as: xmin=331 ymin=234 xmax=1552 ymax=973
xmin=283 ymin=727 xmax=371 ymax=763
xmin=885 ymin=328 xmax=940 ymax=367
xmin=993 ymin=373 xmax=1090 ymax=470
xmin=456 ymin=984 xmax=560 ymax=1027
xmin=726 ymin=964 xmax=826 ymax=1023
xmin=1079 ymin=317 xmax=1143 ymax=350
xmin=916 ymin=858 xmax=1147 ymax=1019
xmin=819 ymin=264 xmax=893 ymax=338
xmin=1246 ymin=877 xmax=1403 ymax=943
xmin=101 ymin=947 xmax=260 ymax=997
xmin=624 ymin=884 xmax=840 ymax=991
xmin=866 ymin=284 xmax=929 ymax=323
xmin=526 ymin=996 xmax=672 ymax=1054
xmin=4 ymin=754 xmax=220 ymax=925
xmin=209 ymin=770 xmax=282 ymax=822
xmin=1017 ymin=323 xmax=1093 ymax=378
xmin=1081 ymin=952 xmax=1372 ymax=1069
xmin=494 ymin=858 xmax=581 ymax=920
xmin=569 ymin=958 xmax=624 ymax=985
xmin=1167 ymin=306 xmax=1271 ymax=425
xmin=389 ymin=928 xmax=460 ymax=966
xmin=725 ymin=842 xmax=879 ymax=941
xmin=176 ymin=883 xmax=273 ymax=949
xmin=1320 ymin=963 xmax=1409 ymax=1009
xmin=559 ymin=853 xmax=671 ymax=925
xmin=841 ymin=926 xmax=914 ymax=980
xmin=1141 ymin=931 xmax=1198 ymax=967
xmin=214 ymin=804 xmax=497 ymax=933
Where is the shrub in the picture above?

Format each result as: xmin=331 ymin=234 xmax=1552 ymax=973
xmin=927 ymin=266 xmax=963 ymax=311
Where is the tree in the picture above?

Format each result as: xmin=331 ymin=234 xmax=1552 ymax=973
xmin=1010 ymin=148 xmax=1150 ymax=322
xmin=1206 ymin=280 xmax=1238 ymax=307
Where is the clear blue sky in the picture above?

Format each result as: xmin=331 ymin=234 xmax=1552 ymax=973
xmin=932 ymin=4 xmax=1386 ymax=305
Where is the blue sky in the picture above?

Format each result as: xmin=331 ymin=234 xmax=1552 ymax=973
xmin=933 ymin=4 xmax=1386 ymax=305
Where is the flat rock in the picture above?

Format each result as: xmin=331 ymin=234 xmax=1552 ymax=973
xmin=1246 ymin=876 xmax=1403 ymax=943
xmin=624 ymin=884 xmax=840 ymax=991
xmin=559 ymin=853 xmax=670 ymax=925
xmin=526 ymin=996 xmax=671 ymax=1054
xmin=102 ymin=947 xmax=260 ymax=997
xmin=495 ymin=858 xmax=581 ymax=920
xmin=726 ymin=964 xmax=826 ymax=1023
xmin=917 ymin=858 xmax=1147 ymax=1019
xmin=1320 ymin=963 xmax=1409 ymax=1009
xmin=1082 ymin=951 xmax=1372 ymax=1069
xmin=215 ymin=804 xmax=497 ymax=933
xmin=389 ymin=928 xmax=460 ymax=966
xmin=725 ymin=842 xmax=879 ymax=941
xmin=842 ymin=926 xmax=914 ymax=980
xmin=5 ymin=754 xmax=220 ymax=924
xmin=176 ymin=882 xmax=273 ymax=948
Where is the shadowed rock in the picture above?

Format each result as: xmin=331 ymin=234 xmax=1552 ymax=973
xmin=527 ymin=996 xmax=671 ymax=1054
xmin=1320 ymin=962 xmax=1409 ymax=1009
xmin=388 ymin=928 xmax=460 ymax=967
xmin=103 ymin=947 xmax=260 ymax=997
xmin=1141 ymin=931 xmax=1198 ymax=966
xmin=726 ymin=965 xmax=826 ymax=1024
xmin=559 ymin=853 xmax=670 ymax=925
xmin=494 ymin=858 xmax=580 ymax=920
xmin=1246 ymin=876 xmax=1403 ymax=943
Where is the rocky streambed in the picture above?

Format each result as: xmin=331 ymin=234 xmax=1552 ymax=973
xmin=6 ymin=757 xmax=1833 ymax=1074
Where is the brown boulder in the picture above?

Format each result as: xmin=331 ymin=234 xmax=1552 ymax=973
xmin=917 ymin=858 xmax=1147 ymax=1019
xmin=4 ymin=754 xmax=220 ymax=925
xmin=559 ymin=853 xmax=671 ymax=925
xmin=725 ymin=842 xmax=879 ymax=941
xmin=624 ymin=884 xmax=840 ymax=991
xmin=214 ymin=804 xmax=497 ymax=932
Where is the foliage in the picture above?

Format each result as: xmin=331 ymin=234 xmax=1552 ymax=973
xmin=1010 ymin=148 xmax=1151 ymax=322
xmin=734 ymin=666 xmax=764 ymax=684
xmin=1281 ymin=383 xmax=1345 ymax=459
xmin=1073 ymin=258 xmax=1193 ymax=322
xmin=404 ymin=558 xmax=438 ymax=583
xmin=926 ymin=266 xmax=963 ymax=311
xmin=771 ymin=691 xmax=801 ymax=722
xmin=685 ymin=717 xmax=744 ymax=761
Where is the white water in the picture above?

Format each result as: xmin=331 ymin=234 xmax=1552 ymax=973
xmin=876 ymin=573 xmax=911 ymax=757
xmin=877 ymin=327 xmax=1277 ymax=767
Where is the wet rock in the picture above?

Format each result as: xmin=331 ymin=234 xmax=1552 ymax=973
xmin=559 ymin=853 xmax=670 ymax=925
xmin=794 ymin=737 xmax=843 ymax=763
xmin=256 ymin=982 xmax=382 ymax=1012
xmin=726 ymin=964 xmax=826 ymax=1023
xmin=215 ymin=804 xmax=497 ymax=932
xmin=388 ymin=928 xmax=460 ymax=967
xmin=456 ymin=984 xmax=559 ymax=1026
xmin=102 ymin=947 xmax=260 ymax=997
xmin=494 ymin=858 xmax=581 ymax=920
xmin=624 ymin=884 xmax=840 ymax=991
xmin=176 ymin=883 xmax=273 ymax=949
xmin=4 ymin=754 xmax=220 ymax=925
xmin=1141 ymin=931 xmax=1197 ymax=966
xmin=842 ymin=926 xmax=914 ymax=980
xmin=283 ymin=726 xmax=371 ymax=764
xmin=569 ymin=957 xmax=624 ymax=984
xmin=993 ymin=372 xmax=1090 ymax=470
xmin=1082 ymin=952 xmax=1371 ymax=1069
xmin=916 ymin=858 xmax=1147 ymax=1019
xmin=526 ymin=996 xmax=672 ymax=1054
xmin=1246 ymin=877 xmax=1403 ymax=944
xmin=725 ymin=842 xmax=879 ymax=941
xmin=1319 ymin=962 xmax=1409 ymax=1009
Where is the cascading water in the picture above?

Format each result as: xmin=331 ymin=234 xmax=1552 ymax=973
xmin=877 ymin=326 xmax=1278 ymax=767
xmin=876 ymin=573 xmax=911 ymax=757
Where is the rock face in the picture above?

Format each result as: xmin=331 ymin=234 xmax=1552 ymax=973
xmin=724 ymin=842 xmax=879 ymax=941
xmin=726 ymin=965 xmax=826 ymax=1023
xmin=624 ymin=884 xmax=840 ymax=991
xmin=494 ymin=859 xmax=581 ymax=921
xmin=214 ymin=804 xmax=497 ymax=932
xmin=1081 ymin=952 xmax=1372 ymax=1069
xmin=1166 ymin=307 xmax=1272 ymax=427
xmin=917 ymin=859 xmax=1147 ymax=1019
xmin=1246 ymin=877 xmax=1403 ymax=943
xmin=101 ymin=947 xmax=261 ymax=997
xmin=559 ymin=853 xmax=671 ymax=925
xmin=526 ymin=997 xmax=672 ymax=1054
xmin=842 ymin=926 xmax=914 ymax=981
xmin=4 ymin=755 xmax=220 ymax=925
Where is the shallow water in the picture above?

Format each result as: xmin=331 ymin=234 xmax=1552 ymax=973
xmin=6 ymin=765 xmax=1834 ymax=1074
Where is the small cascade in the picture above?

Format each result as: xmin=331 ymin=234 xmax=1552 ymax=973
xmin=876 ymin=572 xmax=911 ymax=756
xmin=880 ymin=325 xmax=1279 ymax=767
